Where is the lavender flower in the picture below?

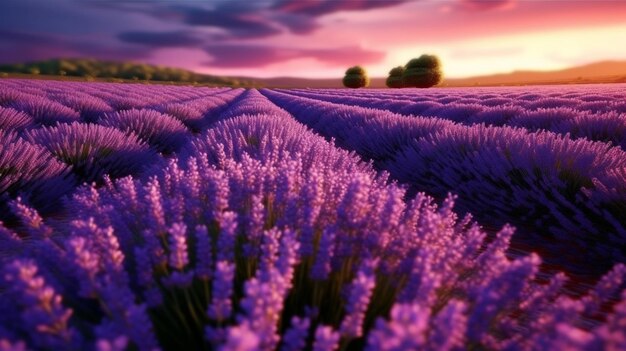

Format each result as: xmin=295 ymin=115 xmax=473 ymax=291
xmin=428 ymin=300 xmax=467 ymax=350
xmin=366 ymin=303 xmax=429 ymax=351
xmin=133 ymin=247 xmax=163 ymax=307
xmin=207 ymin=261 xmax=235 ymax=322
xmin=2 ymin=259 xmax=76 ymax=350
xmin=99 ymin=108 xmax=190 ymax=153
xmin=310 ymin=228 xmax=336 ymax=281
xmin=220 ymin=322 xmax=260 ymax=351
xmin=340 ymin=259 xmax=378 ymax=339
xmin=25 ymin=122 xmax=158 ymax=182
xmin=194 ymin=225 xmax=213 ymax=280
xmin=280 ymin=316 xmax=310 ymax=351
xmin=167 ymin=222 xmax=189 ymax=270
xmin=312 ymin=326 xmax=340 ymax=351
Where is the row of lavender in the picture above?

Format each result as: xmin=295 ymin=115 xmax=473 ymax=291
xmin=0 ymin=79 xmax=243 ymax=214
xmin=1 ymin=86 xmax=625 ymax=350
xmin=283 ymin=85 xmax=626 ymax=150
xmin=261 ymin=89 xmax=626 ymax=271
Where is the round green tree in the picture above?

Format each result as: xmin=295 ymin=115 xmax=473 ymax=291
xmin=386 ymin=66 xmax=406 ymax=88
xmin=343 ymin=65 xmax=370 ymax=88
xmin=402 ymin=54 xmax=443 ymax=88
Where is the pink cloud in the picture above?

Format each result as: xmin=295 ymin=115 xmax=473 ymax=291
xmin=204 ymin=44 xmax=385 ymax=68
xmin=458 ymin=0 xmax=515 ymax=11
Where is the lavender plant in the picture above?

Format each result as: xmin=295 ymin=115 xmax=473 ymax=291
xmin=0 ymin=101 xmax=624 ymax=350
xmin=98 ymin=109 xmax=190 ymax=154
xmin=0 ymin=107 xmax=34 ymax=132
xmin=24 ymin=122 xmax=159 ymax=182
xmin=0 ymin=129 xmax=75 ymax=213
xmin=262 ymin=89 xmax=626 ymax=269
xmin=8 ymin=96 xmax=81 ymax=126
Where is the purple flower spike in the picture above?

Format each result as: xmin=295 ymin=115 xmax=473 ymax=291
xmin=167 ymin=223 xmax=189 ymax=270
xmin=207 ymin=261 xmax=235 ymax=322
xmin=312 ymin=325 xmax=340 ymax=351
xmin=2 ymin=259 xmax=76 ymax=350
xmin=428 ymin=300 xmax=467 ymax=351
xmin=133 ymin=247 xmax=163 ymax=307
xmin=8 ymin=198 xmax=52 ymax=239
xmin=217 ymin=212 xmax=238 ymax=262
xmin=340 ymin=259 xmax=378 ymax=339
xmin=95 ymin=337 xmax=128 ymax=351
xmin=277 ymin=229 xmax=300 ymax=281
xmin=220 ymin=322 xmax=260 ymax=351
xmin=311 ymin=228 xmax=336 ymax=281
xmin=280 ymin=316 xmax=310 ymax=351
xmin=194 ymin=225 xmax=213 ymax=280
xmin=366 ymin=303 xmax=430 ymax=351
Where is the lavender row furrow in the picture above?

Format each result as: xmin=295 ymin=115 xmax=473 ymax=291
xmin=283 ymin=88 xmax=626 ymax=150
xmin=0 ymin=82 xmax=242 ymax=215
xmin=262 ymin=88 xmax=626 ymax=269
xmin=0 ymin=79 xmax=239 ymax=129
xmin=1 ymin=89 xmax=624 ymax=350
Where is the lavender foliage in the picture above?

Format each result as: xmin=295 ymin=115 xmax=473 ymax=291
xmin=98 ymin=108 xmax=190 ymax=153
xmin=24 ymin=122 xmax=159 ymax=182
xmin=0 ymin=129 xmax=75 ymax=212
xmin=0 ymin=107 xmax=33 ymax=132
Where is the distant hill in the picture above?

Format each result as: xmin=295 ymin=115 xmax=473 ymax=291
xmin=0 ymin=58 xmax=262 ymax=87
xmin=249 ymin=60 xmax=626 ymax=88
xmin=443 ymin=60 xmax=626 ymax=87
xmin=2 ymin=59 xmax=626 ymax=88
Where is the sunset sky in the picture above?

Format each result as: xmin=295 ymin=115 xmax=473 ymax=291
xmin=1 ymin=0 xmax=626 ymax=79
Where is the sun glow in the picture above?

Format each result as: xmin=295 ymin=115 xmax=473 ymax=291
xmin=380 ymin=24 xmax=626 ymax=79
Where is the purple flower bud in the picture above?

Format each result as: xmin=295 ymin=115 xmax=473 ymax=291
xmin=145 ymin=179 xmax=166 ymax=234
xmin=167 ymin=223 xmax=189 ymax=270
xmin=95 ymin=337 xmax=129 ymax=351
xmin=216 ymin=212 xmax=238 ymax=262
xmin=276 ymin=229 xmax=300 ymax=282
xmin=280 ymin=316 xmax=310 ymax=351
xmin=220 ymin=322 xmax=259 ymax=351
xmin=65 ymin=236 xmax=100 ymax=297
xmin=340 ymin=259 xmax=378 ymax=339
xmin=311 ymin=228 xmax=336 ymax=281
xmin=208 ymin=261 xmax=235 ymax=322
xmin=2 ymin=259 xmax=76 ymax=349
xmin=259 ymin=228 xmax=280 ymax=274
xmin=195 ymin=225 xmax=213 ymax=280
xmin=428 ymin=300 xmax=467 ymax=351
xmin=8 ymin=198 xmax=52 ymax=239
xmin=366 ymin=303 xmax=429 ymax=351
xmin=237 ymin=268 xmax=289 ymax=350
xmin=312 ymin=325 xmax=339 ymax=351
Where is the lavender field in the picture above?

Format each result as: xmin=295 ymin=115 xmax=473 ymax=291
xmin=1 ymin=79 xmax=625 ymax=350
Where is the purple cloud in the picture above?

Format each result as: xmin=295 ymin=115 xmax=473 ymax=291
xmin=94 ymin=1 xmax=411 ymax=38
xmin=176 ymin=7 xmax=283 ymax=39
xmin=117 ymin=31 xmax=205 ymax=48
xmin=204 ymin=44 xmax=385 ymax=68
xmin=272 ymin=0 xmax=409 ymax=17
xmin=0 ymin=30 xmax=149 ymax=64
